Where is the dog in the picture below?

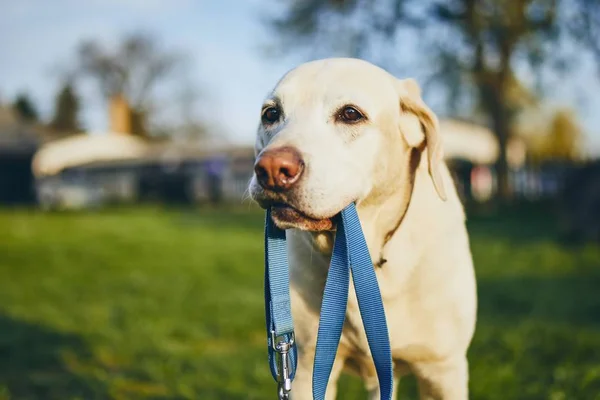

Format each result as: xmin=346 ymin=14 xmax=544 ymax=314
xmin=249 ymin=58 xmax=477 ymax=400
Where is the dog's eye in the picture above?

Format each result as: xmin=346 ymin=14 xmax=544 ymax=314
xmin=262 ymin=107 xmax=281 ymax=124
xmin=339 ymin=106 xmax=364 ymax=123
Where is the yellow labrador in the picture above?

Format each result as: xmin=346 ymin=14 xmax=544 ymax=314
xmin=250 ymin=58 xmax=477 ymax=400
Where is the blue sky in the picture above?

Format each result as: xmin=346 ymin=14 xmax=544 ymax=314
xmin=1 ymin=0 xmax=600 ymax=155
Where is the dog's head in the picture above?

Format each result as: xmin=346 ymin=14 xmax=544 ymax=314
xmin=249 ymin=58 xmax=446 ymax=231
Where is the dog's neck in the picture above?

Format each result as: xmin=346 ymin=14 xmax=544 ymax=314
xmin=311 ymin=146 xmax=423 ymax=265
xmin=303 ymin=148 xmax=464 ymax=305
xmin=355 ymin=146 xmax=422 ymax=266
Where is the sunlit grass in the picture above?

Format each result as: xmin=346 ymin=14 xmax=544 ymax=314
xmin=0 ymin=204 xmax=598 ymax=399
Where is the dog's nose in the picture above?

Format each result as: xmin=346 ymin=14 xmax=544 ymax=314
xmin=254 ymin=147 xmax=304 ymax=191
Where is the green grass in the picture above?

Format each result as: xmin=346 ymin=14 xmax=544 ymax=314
xmin=0 ymin=204 xmax=598 ymax=399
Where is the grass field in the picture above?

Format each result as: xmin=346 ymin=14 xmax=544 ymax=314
xmin=0 ymin=204 xmax=599 ymax=400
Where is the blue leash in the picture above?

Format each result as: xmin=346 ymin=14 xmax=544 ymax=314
xmin=264 ymin=203 xmax=393 ymax=400
xmin=265 ymin=207 xmax=298 ymax=398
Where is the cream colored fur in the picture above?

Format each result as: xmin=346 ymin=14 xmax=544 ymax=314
xmin=250 ymin=58 xmax=477 ymax=400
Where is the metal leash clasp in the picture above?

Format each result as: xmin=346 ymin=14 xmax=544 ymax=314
xmin=271 ymin=330 xmax=295 ymax=400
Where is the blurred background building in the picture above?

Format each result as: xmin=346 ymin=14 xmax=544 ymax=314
xmin=29 ymin=95 xmax=255 ymax=210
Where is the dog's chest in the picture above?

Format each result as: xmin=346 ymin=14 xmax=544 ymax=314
xmin=289 ymin=230 xmax=433 ymax=358
xmin=339 ymin=254 xmax=425 ymax=355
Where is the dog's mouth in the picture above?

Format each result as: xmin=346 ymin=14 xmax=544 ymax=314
xmin=269 ymin=202 xmax=334 ymax=232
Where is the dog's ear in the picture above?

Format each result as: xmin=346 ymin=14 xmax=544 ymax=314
xmin=396 ymin=78 xmax=447 ymax=201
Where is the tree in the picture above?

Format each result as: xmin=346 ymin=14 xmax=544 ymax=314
xmin=543 ymin=109 xmax=583 ymax=161
xmin=266 ymin=0 xmax=560 ymax=201
xmin=518 ymin=107 xmax=583 ymax=163
xmin=12 ymin=93 xmax=39 ymax=122
xmin=146 ymin=76 xmax=212 ymax=140
xmin=50 ymin=82 xmax=82 ymax=133
xmin=570 ymin=0 xmax=600 ymax=78
xmin=76 ymin=31 xmax=187 ymax=136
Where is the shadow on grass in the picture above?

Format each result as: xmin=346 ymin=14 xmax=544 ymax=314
xmin=470 ymin=273 xmax=600 ymax=399
xmin=0 ymin=314 xmax=108 ymax=400
xmin=476 ymin=273 xmax=600 ymax=327
xmin=466 ymin=202 xmax=560 ymax=244
xmin=464 ymin=203 xmax=600 ymax=398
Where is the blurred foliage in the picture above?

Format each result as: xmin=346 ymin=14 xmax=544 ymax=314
xmin=49 ymin=82 xmax=82 ymax=135
xmin=77 ymin=32 xmax=183 ymax=110
xmin=0 ymin=206 xmax=598 ymax=399
xmin=12 ymin=93 xmax=39 ymax=123
xmin=151 ymin=80 xmax=210 ymax=141
xmin=569 ymin=0 xmax=600 ymax=78
xmin=518 ymin=107 xmax=584 ymax=163
xmin=75 ymin=31 xmax=205 ymax=138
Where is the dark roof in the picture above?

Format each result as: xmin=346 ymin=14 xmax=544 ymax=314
xmin=0 ymin=105 xmax=42 ymax=154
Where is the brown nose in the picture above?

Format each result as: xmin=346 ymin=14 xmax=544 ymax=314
xmin=254 ymin=147 xmax=304 ymax=191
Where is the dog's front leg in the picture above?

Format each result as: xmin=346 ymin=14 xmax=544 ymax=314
xmin=290 ymin=347 xmax=345 ymax=400
xmin=411 ymin=355 xmax=469 ymax=400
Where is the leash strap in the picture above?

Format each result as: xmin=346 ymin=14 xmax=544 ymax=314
xmin=265 ymin=204 xmax=393 ymax=400
xmin=265 ymin=208 xmax=298 ymax=399
xmin=312 ymin=204 xmax=393 ymax=400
